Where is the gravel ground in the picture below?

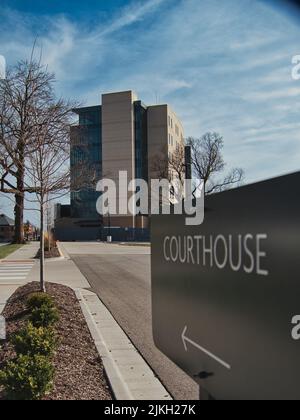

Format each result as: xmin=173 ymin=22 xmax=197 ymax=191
xmin=0 ymin=282 xmax=112 ymax=401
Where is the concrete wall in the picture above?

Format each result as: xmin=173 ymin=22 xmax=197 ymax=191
xmin=54 ymin=217 xmax=149 ymax=242
xmin=147 ymin=104 xmax=185 ymax=208
xmin=167 ymin=105 xmax=185 ymax=154
xmin=147 ymin=104 xmax=185 ymax=178
xmin=103 ymin=215 xmax=149 ymax=229
xmin=102 ymin=91 xmax=137 ymax=228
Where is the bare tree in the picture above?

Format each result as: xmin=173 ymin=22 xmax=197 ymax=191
xmin=0 ymin=58 xmax=56 ymax=243
xmin=25 ymin=100 xmax=73 ymax=292
xmin=187 ymin=133 xmax=244 ymax=195
xmin=69 ymin=124 xmax=100 ymax=194
xmin=151 ymin=144 xmax=186 ymax=185
xmin=150 ymin=144 xmax=187 ymax=206
xmin=23 ymin=101 xmax=96 ymax=292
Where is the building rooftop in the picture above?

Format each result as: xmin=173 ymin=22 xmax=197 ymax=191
xmin=72 ymin=105 xmax=102 ymax=115
xmin=0 ymin=214 xmax=14 ymax=226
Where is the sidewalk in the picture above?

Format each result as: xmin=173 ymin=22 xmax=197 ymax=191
xmin=0 ymin=243 xmax=89 ymax=313
xmin=0 ymin=243 xmax=38 ymax=313
xmin=4 ymin=242 xmax=39 ymax=261
xmin=0 ymin=242 xmax=172 ymax=400
xmin=30 ymin=259 xmax=90 ymax=289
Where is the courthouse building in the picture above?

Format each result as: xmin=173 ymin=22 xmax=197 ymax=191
xmin=54 ymin=90 xmax=187 ymax=241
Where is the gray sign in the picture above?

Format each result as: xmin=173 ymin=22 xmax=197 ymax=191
xmin=151 ymin=172 xmax=300 ymax=400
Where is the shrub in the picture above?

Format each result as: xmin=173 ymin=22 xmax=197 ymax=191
xmin=27 ymin=293 xmax=54 ymax=310
xmin=27 ymin=293 xmax=59 ymax=328
xmin=12 ymin=323 xmax=56 ymax=357
xmin=29 ymin=304 xmax=59 ymax=328
xmin=0 ymin=354 xmax=54 ymax=400
xmin=43 ymin=232 xmax=57 ymax=251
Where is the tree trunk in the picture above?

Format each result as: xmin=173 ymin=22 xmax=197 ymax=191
xmin=13 ymin=193 xmax=24 ymax=244
xmin=13 ymin=149 xmax=25 ymax=244
xmin=40 ymin=201 xmax=46 ymax=293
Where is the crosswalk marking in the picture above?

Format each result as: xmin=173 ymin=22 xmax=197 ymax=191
xmin=0 ymin=261 xmax=35 ymax=283
xmin=0 ymin=267 xmax=33 ymax=269
xmin=0 ymin=273 xmax=31 ymax=276
xmin=1 ymin=263 xmax=34 ymax=266
xmin=0 ymin=275 xmax=31 ymax=278
xmin=0 ymin=267 xmax=32 ymax=273
xmin=0 ymin=268 xmax=34 ymax=271
xmin=0 ymin=266 xmax=34 ymax=269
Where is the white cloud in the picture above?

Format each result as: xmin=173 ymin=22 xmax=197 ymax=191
xmin=242 ymin=87 xmax=300 ymax=102
xmin=94 ymin=0 xmax=167 ymax=38
xmin=0 ymin=0 xmax=168 ymax=86
xmin=0 ymin=0 xmax=300 ymax=201
xmin=257 ymin=66 xmax=292 ymax=85
xmin=229 ymin=33 xmax=279 ymax=51
xmin=242 ymin=122 xmax=300 ymax=139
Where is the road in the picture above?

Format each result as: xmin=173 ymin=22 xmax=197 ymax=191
xmin=61 ymin=242 xmax=199 ymax=400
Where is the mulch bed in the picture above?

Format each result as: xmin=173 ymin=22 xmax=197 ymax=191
xmin=0 ymin=282 xmax=113 ymax=401
xmin=35 ymin=247 xmax=61 ymax=259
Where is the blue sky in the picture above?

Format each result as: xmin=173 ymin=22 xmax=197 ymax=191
xmin=0 ymin=0 xmax=300 ymax=222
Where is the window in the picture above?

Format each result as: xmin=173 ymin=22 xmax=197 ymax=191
xmin=71 ymin=107 xmax=102 ymax=219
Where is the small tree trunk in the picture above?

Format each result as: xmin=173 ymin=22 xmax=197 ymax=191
xmin=40 ymin=200 xmax=46 ymax=293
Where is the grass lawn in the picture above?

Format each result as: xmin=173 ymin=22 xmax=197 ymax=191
xmin=0 ymin=244 xmax=23 ymax=259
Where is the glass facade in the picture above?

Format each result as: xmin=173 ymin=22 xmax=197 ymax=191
xmin=70 ymin=101 xmax=151 ymax=221
xmin=70 ymin=106 xmax=102 ymax=219
xmin=134 ymin=101 xmax=148 ymax=182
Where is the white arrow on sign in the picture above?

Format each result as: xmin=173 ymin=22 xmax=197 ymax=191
xmin=182 ymin=326 xmax=231 ymax=371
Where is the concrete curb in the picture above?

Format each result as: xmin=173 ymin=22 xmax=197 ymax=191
xmin=75 ymin=288 xmax=172 ymax=401
xmin=55 ymin=242 xmax=68 ymax=260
